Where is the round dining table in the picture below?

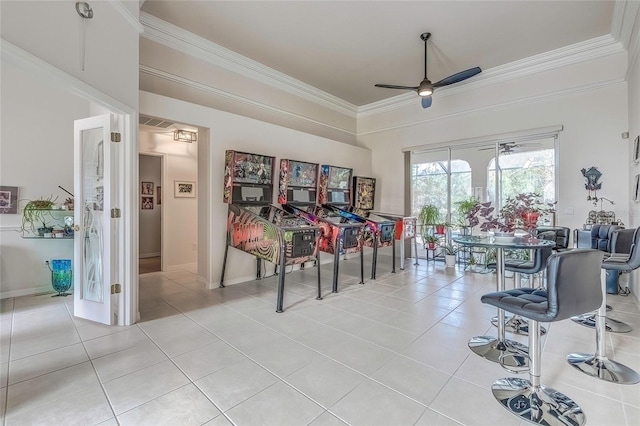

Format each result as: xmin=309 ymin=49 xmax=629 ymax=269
xmin=453 ymin=235 xmax=556 ymax=370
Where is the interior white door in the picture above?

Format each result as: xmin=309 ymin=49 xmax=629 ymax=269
xmin=73 ymin=114 xmax=120 ymax=324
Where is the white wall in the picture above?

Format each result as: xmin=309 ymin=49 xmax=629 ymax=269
xmin=358 ymin=53 xmax=630 ymax=240
xmin=139 ymin=132 xmax=198 ymax=270
xmin=626 ymin=23 xmax=640 ymax=298
xmin=0 ymin=1 xmax=140 ymax=300
xmin=140 ymin=91 xmax=373 ymax=286
xmin=139 ymin=154 xmax=162 ymax=258
xmin=0 ymin=59 xmax=89 ymax=297
xmin=1 ymin=0 xmax=140 ymax=109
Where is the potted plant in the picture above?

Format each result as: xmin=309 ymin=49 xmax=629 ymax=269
xmin=465 ymin=193 xmax=556 ymax=237
xmin=441 ymin=242 xmax=458 ymax=267
xmin=454 ymin=197 xmax=480 ymax=235
xmin=424 ymin=234 xmax=440 ymax=250
xmin=20 ymin=197 xmax=57 ymax=236
xmin=418 ymin=204 xmax=441 ymax=242
xmin=501 ymin=192 xmax=556 ymax=232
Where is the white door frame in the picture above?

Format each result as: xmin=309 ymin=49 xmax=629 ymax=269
xmin=2 ymin=40 xmax=138 ymax=325
xmin=139 ymin=151 xmax=166 ymax=272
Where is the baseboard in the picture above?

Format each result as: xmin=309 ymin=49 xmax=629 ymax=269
xmin=139 ymin=252 xmax=161 ymax=259
xmin=163 ymin=262 xmax=197 ymax=272
xmin=1 ymin=285 xmax=58 ymax=299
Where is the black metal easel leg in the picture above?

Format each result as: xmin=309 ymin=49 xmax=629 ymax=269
xmin=220 ymin=236 xmax=229 ymax=288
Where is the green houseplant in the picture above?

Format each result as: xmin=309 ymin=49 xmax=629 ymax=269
xmin=441 ymin=241 xmax=458 ymax=268
xmin=418 ymin=204 xmax=441 ymax=242
xmin=20 ymin=197 xmax=57 ymax=236
xmin=424 ymin=234 xmax=440 ymax=249
xmin=454 ymin=197 xmax=480 ymax=234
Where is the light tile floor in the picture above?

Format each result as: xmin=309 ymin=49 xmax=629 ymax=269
xmin=1 ymin=255 xmax=639 ymax=425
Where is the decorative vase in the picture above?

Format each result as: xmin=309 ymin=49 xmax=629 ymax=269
xmin=48 ymin=259 xmax=72 ymax=297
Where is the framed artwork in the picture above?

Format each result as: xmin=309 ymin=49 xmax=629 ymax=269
xmin=157 ymin=186 xmax=161 ymax=205
xmin=141 ymin=181 xmax=154 ymax=195
xmin=141 ymin=196 xmax=154 ymax=210
xmin=175 ymin=180 xmax=196 ymax=198
xmin=634 ymin=136 xmax=640 ymax=164
xmin=0 ymin=186 xmax=18 ymax=214
xmin=635 ymin=174 xmax=640 ymax=202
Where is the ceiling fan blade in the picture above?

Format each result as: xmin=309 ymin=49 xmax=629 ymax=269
xmin=433 ymin=67 xmax=482 ymax=88
xmin=421 ymin=95 xmax=432 ymax=109
xmin=375 ymin=84 xmax=419 ymax=91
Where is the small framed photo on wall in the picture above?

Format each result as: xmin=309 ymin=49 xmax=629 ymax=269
xmin=0 ymin=186 xmax=18 ymax=214
xmin=157 ymin=186 xmax=161 ymax=205
xmin=174 ymin=180 xmax=196 ymax=198
xmin=141 ymin=196 xmax=154 ymax=210
xmin=634 ymin=136 xmax=640 ymax=164
xmin=141 ymin=181 xmax=154 ymax=195
xmin=634 ymin=174 xmax=640 ymax=202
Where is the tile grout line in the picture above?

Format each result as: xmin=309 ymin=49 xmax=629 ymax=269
xmin=65 ymin=297 xmax=122 ymax=425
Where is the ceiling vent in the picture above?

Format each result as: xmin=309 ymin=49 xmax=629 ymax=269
xmin=139 ymin=114 xmax=175 ymax=129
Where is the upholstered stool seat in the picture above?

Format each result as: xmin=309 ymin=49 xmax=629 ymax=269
xmin=481 ymin=249 xmax=603 ymax=426
xmin=489 ymin=246 xmax=553 ymax=335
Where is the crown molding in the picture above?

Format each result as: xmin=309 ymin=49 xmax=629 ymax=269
xmin=358 ymin=78 xmax=626 ymax=137
xmin=621 ymin=1 xmax=640 ymax=79
xmin=140 ymin=64 xmax=356 ymax=136
xmin=139 ymin=12 xmax=358 ymax=118
xmin=109 ymin=0 xmax=144 ymax=33
xmin=358 ymin=35 xmax=625 ymax=118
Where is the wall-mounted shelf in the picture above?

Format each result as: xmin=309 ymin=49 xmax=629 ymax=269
xmin=20 ymin=209 xmax=74 ymax=239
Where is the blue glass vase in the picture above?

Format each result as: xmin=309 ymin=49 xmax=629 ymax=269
xmin=50 ymin=259 xmax=72 ymax=297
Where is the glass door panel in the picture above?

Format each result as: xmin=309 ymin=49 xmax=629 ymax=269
xmin=74 ymin=114 xmax=116 ymax=324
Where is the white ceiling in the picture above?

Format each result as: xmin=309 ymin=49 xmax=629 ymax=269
xmin=140 ymin=1 xmax=615 ymax=107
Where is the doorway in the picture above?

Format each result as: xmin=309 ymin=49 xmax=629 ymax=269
xmin=139 ymin=154 xmax=163 ymax=273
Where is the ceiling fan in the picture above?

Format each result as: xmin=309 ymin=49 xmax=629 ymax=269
xmin=478 ymin=142 xmax=542 ymax=154
xmin=375 ymin=32 xmax=482 ymax=109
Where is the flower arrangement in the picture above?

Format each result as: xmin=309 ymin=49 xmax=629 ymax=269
xmin=466 ymin=192 xmax=555 ymax=233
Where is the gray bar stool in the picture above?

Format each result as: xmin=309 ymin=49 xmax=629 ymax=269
xmin=481 ymin=249 xmax=603 ymax=426
xmin=566 ymin=228 xmax=640 ymax=384
xmin=572 ymin=228 xmax=634 ymax=333
xmin=489 ymin=246 xmax=553 ymax=335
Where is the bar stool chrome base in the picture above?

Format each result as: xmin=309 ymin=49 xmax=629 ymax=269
xmin=491 ymin=315 xmax=546 ymax=336
xmin=468 ymin=336 xmax=529 ymax=371
xmin=566 ymin=353 xmax=640 ymax=384
xmin=571 ymin=313 xmax=632 ymax=333
xmin=492 ymin=377 xmax=586 ymax=426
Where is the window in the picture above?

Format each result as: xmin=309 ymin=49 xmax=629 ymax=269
xmin=411 ymin=159 xmax=472 ymax=218
xmin=487 ymin=149 xmax=555 ymax=207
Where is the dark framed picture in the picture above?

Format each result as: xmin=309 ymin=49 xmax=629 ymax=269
xmin=0 ymin=186 xmax=18 ymax=214
xmin=141 ymin=196 xmax=154 ymax=210
xmin=635 ymin=174 xmax=640 ymax=202
xmin=175 ymin=180 xmax=196 ymax=198
xmin=634 ymin=136 xmax=640 ymax=164
xmin=157 ymin=186 xmax=161 ymax=205
xmin=141 ymin=181 xmax=154 ymax=195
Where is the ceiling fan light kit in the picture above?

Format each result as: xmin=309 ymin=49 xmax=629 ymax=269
xmin=375 ymin=32 xmax=481 ymax=108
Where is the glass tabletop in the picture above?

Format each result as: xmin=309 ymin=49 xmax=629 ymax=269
xmin=453 ymin=235 xmax=556 ymax=249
